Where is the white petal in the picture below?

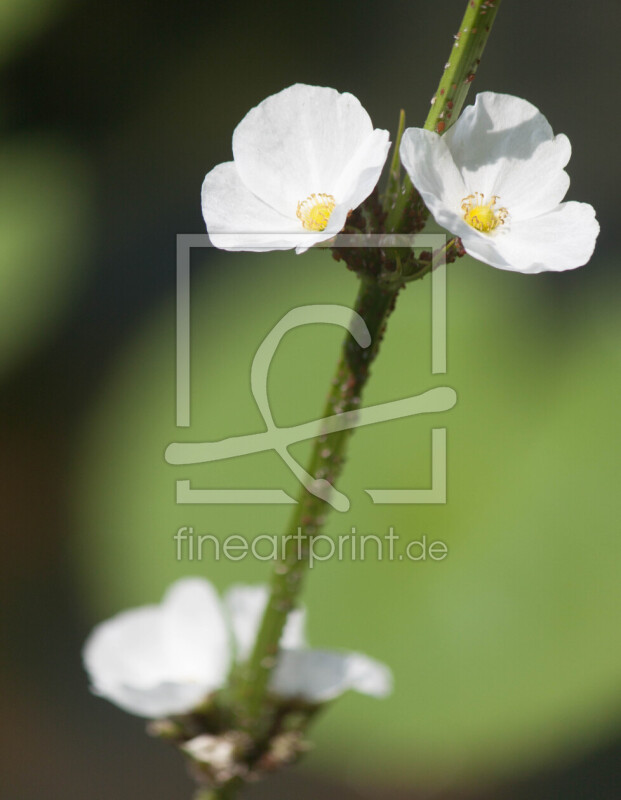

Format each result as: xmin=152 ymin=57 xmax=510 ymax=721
xmin=83 ymin=578 xmax=230 ymax=718
xmin=84 ymin=606 xmax=167 ymax=690
xmin=84 ymin=606 xmax=209 ymax=717
xmin=232 ymin=84 xmax=377 ymax=218
xmin=399 ymin=127 xmax=467 ymax=231
xmin=445 ymin=92 xmax=550 ymax=158
xmin=202 ymin=161 xmax=313 ymax=252
xmin=444 ymin=92 xmax=557 ymax=197
xmin=488 ymin=201 xmax=599 ymax=273
xmin=94 ymin=680 xmax=214 ymax=719
xmin=224 ymin=584 xmax=307 ymax=662
xmin=161 ymin=578 xmax=231 ymax=690
xmin=333 ymin=128 xmax=391 ymax=211
xmin=281 ymin=608 xmax=307 ymax=650
xmin=223 ymin=585 xmax=268 ymax=661
xmin=483 ymin=134 xmax=571 ymax=221
xmin=457 ymin=225 xmax=514 ymax=269
xmin=444 ymin=94 xmax=573 ymax=220
xmin=271 ymin=649 xmax=393 ymax=703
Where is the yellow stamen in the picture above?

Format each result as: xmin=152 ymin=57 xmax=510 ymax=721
xmin=296 ymin=193 xmax=336 ymax=232
xmin=461 ymin=192 xmax=508 ymax=233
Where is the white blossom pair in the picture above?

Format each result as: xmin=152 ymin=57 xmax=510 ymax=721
xmin=201 ymin=84 xmax=598 ymax=273
xmin=83 ymin=578 xmax=391 ymax=718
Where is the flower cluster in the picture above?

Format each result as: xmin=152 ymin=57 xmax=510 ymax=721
xmin=83 ymin=578 xmax=391 ymax=719
xmin=83 ymin=81 xmax=600 ymax=791
xmin=201 ymin=84 xmax=598 ymax=273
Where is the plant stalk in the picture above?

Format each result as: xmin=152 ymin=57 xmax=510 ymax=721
xmin=232 ymin=275 xmax=399 ymax=737
xmin=385 ymin=0 xmax=502 ymax=233
xmin=226 ymin=0 xmax=503 ymax=787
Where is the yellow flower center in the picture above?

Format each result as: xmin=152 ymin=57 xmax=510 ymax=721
xmin=296 ymin=193 xmax=336 ymax=232
xmin=461 ymin=192 xmax=508 ymax=233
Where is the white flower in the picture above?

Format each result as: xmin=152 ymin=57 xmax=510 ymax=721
xmin=83 ymin=578 xmax=392 ymax=718
xmin=400 ymin=92 xmax=599 ymax=274
xmin=82 ymin=580 xmax=230 ymax=718
xmin=201 ymin=83 xmax=390 ymax=254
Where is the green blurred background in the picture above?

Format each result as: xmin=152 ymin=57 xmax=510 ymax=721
xmin=2 ymin=1 xmax=620 ymax=798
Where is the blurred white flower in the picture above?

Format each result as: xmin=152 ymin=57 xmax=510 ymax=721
xmin=82 ymin=579 xmax=229 ymax=718
xmin=400 ymin=92 xmax=599 ymax=274
xmin=201 ymin=83 xmax=390 ymax=254
xmin=83 ymin=578 xmax=392 ymax=718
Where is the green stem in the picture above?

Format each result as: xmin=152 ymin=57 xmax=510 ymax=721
xmin=232 ymin=276 xmax=399 ymax=737
xmin=225 ymin=0 xmax=504 ymax=789
xmin=425 ymin=0 xmax=502 ymax=135
xmin=384 ymin=0 xmax=502 ymax=233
